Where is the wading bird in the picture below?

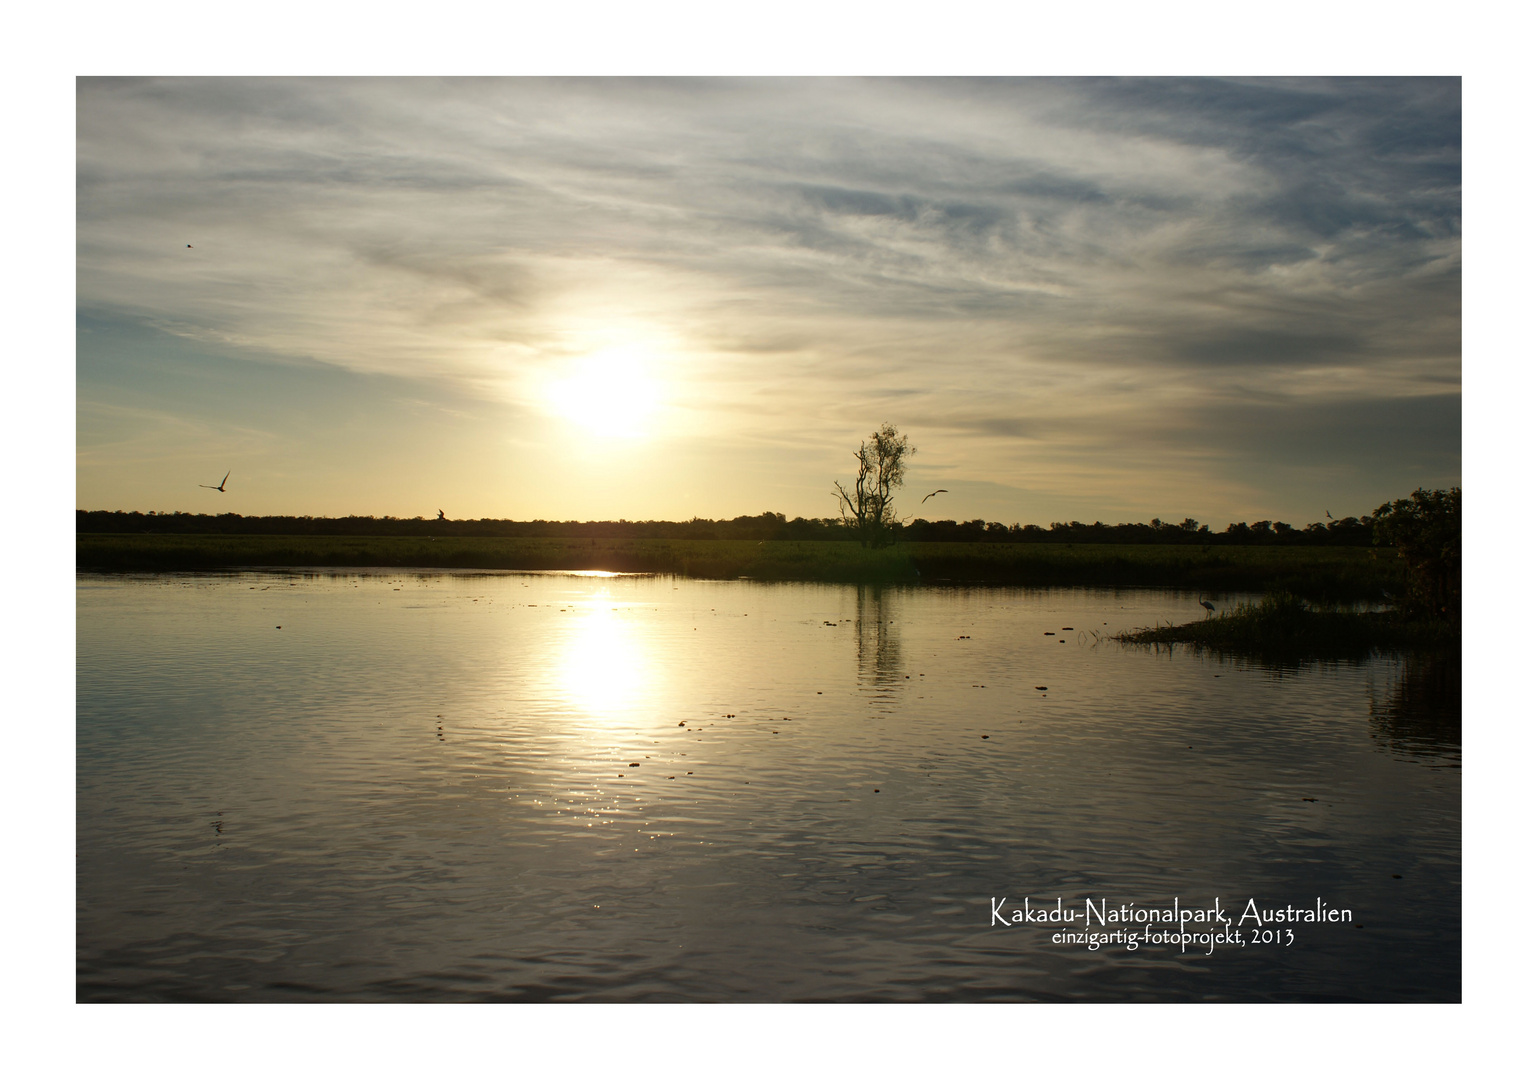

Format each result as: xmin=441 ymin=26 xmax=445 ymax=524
xmin=199 ymin=470 xmax=230 ymax=492
xmin=921 ymin=489 xmax=948 ymax=504
xmin=1199 ymin=595 xmax=1216 ymax=616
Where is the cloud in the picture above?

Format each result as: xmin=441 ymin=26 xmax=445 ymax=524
xmin=76 ymin=77 xmax=1460 ymax=520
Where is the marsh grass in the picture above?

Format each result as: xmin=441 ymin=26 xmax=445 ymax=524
xmin=77 ymin=534 xmax=1403 ymax=598
xmin=1116 ymin=593 xmax=1458 ymax=660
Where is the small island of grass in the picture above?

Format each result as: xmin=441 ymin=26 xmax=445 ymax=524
xmin=1115 ymin=593 xmax=1458 ymax=660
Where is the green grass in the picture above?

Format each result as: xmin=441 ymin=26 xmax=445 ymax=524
xmin=1115 ymin=593 xmax=1458 ymax=660
xmin=77 ymin=534 xmax=1405 ymax=599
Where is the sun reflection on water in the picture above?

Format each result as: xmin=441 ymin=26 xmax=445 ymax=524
xmin=552 ymin=593 xmax=655 ymax=722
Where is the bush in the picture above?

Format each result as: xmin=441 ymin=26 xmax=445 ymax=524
xmin=1373 ymin=488 xmax=1460 ymax=620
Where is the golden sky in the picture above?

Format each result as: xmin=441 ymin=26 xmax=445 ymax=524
xmin=76 ymin=78 xmax=1460 ymax=526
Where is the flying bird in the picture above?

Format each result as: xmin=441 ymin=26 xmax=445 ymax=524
xmin=437 ymin=509 xmax=445 ymax=521
xmin=921 ymin=489 xmax=948 ymax=504
xmin=199 ymin=470 xmax=230 ymax=492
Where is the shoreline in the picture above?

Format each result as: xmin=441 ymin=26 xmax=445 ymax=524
xmin=77 ymin=534 xmax=1404 ymax=600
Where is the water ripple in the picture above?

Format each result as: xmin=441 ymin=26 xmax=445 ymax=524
xmin=78 ymin=571 xmax=1459 ymax=1001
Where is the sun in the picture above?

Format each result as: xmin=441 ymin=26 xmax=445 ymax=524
xmin=545 ymin=347 xmax=664 ymax=438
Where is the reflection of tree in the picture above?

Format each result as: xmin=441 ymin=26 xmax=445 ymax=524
xmin=855 ymin=585 xmax=903 ymax=709
xmin=1369 ymin=652 xmax=1460 ymax=762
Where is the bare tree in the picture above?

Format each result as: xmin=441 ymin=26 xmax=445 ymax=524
xmin=833 ymin=424 xmax=914 ymax=548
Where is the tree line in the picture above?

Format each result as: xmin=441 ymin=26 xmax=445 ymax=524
xmin=830 ymin=422 xmax=1455 ymax=618
xmin=76 ymin=508 xmax=1381 ymax=545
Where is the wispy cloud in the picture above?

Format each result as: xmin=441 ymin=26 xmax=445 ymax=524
xmin=76 ymin=77 xmax=1459 ymax=521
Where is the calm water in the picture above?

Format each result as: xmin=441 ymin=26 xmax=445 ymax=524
xmin=77 ymin=571 xmax=1460 ymax=1001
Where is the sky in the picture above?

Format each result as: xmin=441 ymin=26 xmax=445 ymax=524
xmin=76 ymin=76 xmax=1461 ymax=526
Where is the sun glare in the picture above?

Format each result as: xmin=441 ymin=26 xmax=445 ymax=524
xmin=553 ymin=598 xmax=654 ymax=721
xmin=546 ymin=348 xmax=664 ymax=438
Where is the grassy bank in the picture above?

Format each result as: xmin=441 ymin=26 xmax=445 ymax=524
xmin=1115 ymin=593 xmax=1457 ymax=660
xmin=77 ymin=533 xmax=1404 ymax=599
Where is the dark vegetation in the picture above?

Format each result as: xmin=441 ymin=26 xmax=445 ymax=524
xmin=78 ymin=534 xmax=1400 ymax=600
xmin=1116 ymin=488 xmax=1460 ymax=660
xmin=74 ymin=488 xmax=1454 ymax=613
xmin=1370 ymin=487 xmax=1460 ymax=619
xmin=76 ymin=508 xmax=1378 ymax=546
xmin=1116 ymin=593 xmax=1456 ymax=660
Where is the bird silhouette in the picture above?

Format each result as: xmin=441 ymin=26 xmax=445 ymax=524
xmin=921 ymin=489 xmax=948 ymax=504
xmin=199 ymin=470 xmax=230 ymax=492
xmin=1199 ymin=595 xmax=1216 ymax=616
xmin=437 ymin=509 xmax=445 ymax=521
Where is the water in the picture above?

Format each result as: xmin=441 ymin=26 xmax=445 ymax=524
xmin=76 ymin=571 xmax=1460 ymax=1001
